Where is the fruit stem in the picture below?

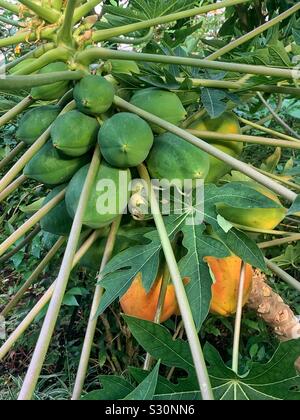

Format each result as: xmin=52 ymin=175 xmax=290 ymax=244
xmin=0 ymin=143 xmax=25 ymax=172
xmin=0 ymin=175 xmax=27 ymax=203
xmin=138 ymin=163 xmax=214 ymax=401
xmin=0 ymin=230 xmax=98 ymax=361
xmin=76 ymin=47 xmax=299 ymax=79
xmin=0 ymin=70 xmax=84 ymax=90
xmin=265 ymin=258 xmax=300 ymax=293
xmin=0 ymin=95 xmax=33 ymax=128
xmin=17 ymin=0 xmax=61 ymax=23
xmin=57 ymin=0 xmax=77 ymax=47
xmin=73 ymin=0 xmax=101 ymax=24
xmin=5 ymin=42 xmax=55 ymax=72
xmin=259 ymin=234 xmax=300 ymax=249
xmin=187 ymin=129 xmax=300 ymax=150
xmin=72 ymin=217 xmax=122 ymax=400
xmin=0 ymin=236 xmax=66 ymax=318
xmin=92 ymin=0 xmax=251 ymax=42
xmin=0 ymin=189 xmax=66 ymax=258
xmin=0 ymin=0 xmax=19 ymax=14
xmin=206 ymin=3 xmax=300 ymax=61
xmin=0 ymin=225 xmax=41 ymax=265
xmin=18 ymin=147 xmax=101 ymax=400
xmin=249 ymin=166 xmax=300 ymax=192
xmin=113 ymin=96 xmax=297 ymax=203
xmin=0 ymin=100 xmax=76 ymax=193
xmin=232 ymin=263 xmax=246 ymax=374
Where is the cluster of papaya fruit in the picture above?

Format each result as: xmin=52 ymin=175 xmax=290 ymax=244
xmin=15 ymin=62 xmax=287 ymax=318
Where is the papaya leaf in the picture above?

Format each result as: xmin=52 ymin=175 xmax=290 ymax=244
xmin=123 ymin=361 xmax=160 ymax=400
xmin=260 ymin=147 xmax=281 ymax=173
xmin=82 ymin=376 xmax=134 ymax=400
xmin=201 ymin=88 xmax=227 ymax=118
xmin=287 ymin=195 xmax=300 ymax=216
xmin=205 ymin=341 xmax=300 ymax=400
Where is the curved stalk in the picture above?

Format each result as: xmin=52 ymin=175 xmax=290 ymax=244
xmin=113 ymin=96 xmax=297 ymax=203
xmin=18 ymin=147 xmax=101 ymax=400
xmin=0 ymin=225 xmax=41 ymax=265
xmin=109 ymin=28 xmax=154 ymax=45
xmin=250 ymin=166 xmax=300 ymax=192
xmin=0 ymin=101 xmax=76 ymax=193
xmin=232 ymin=263 xmax=246 ymax=374
xmin=0 ymin=231 xmax=99 ymax=361
xmin=0 ymin=27 xmax=56 ymax=48
xmin=17 ymin=0 xmax=61 ymax=23
xmin=76 ymin=47 xmax=298 ymax=80
xmin=259 ymin=234 xmax=300 ymax=249
xmin=265 ymin=259 xmax=300 ymax=293
xmin=0 ymin=236 xmax=66 ymax=318
xmin=233 ymin=224 xmax=292 ymax=236
xmin=57 ymin=0 xmax=77 ymax=47
xmin=5 ymin=43 xmax=55 ymax=72
xmin=187 ymin=129 xmax=300 ymax=150
xmin=0 ymin=71 xmax=84 ymax=91
xmin=73 ymin=0 xmax=101 ymax=24
xmin=0 ymin=0 xmax=19 ymax=14
xmin=72 ymin=218 xmax=122 ymax=401
xmin=0 ymin=144 xmax=26 ymax=172
xmin=0 ymin=175 xmax=27 ymax=203
xmin=138 ymin=164 xmax=214 ymax=401
xmin=0 ymin=96 xmax=33 ymax=128
xmin=92 ymin=0 xmax=251 ymax=42
xmin=206 ymin=3 xmax=300 ymax=61
xmin=0 ymin=189 xmax=65 ymax=258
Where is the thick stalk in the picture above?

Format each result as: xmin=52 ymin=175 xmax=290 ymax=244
xmin=0 ymin=101 xmax=76 ymax=193
xmin=17 ymin=0 xmax=61 ymax=23
xmin=0 ymin=96 xmax=33 ymax=128
xmin=0 ymin=175 xmax=27 ymax=203
xmin=206 ymin=4 xmax=300 ymax=61
xmin=233 ymin=224 xmax=292 ymax=236
xmin=238 ymin=116 xmax=300 ymax=143
xmin=232 ymin=263 xmax=246 ymax=374
xmin=0 ymin=27 xmax=56 ymax=48
xmin=0 ymin=189 xmax=65 ymax=258
xmin=5 ymin=43 xmax=55 ymax=72
xmin=92 ymin=0 xmax=251 ymax=42
xmin=187 ymin=129 xmax=300 ymax=150
xmin=0 ymin=237 xmax=66 ymax=318
xmin=109 ymin=28 xmax=154 ymax=45
xmin=138 ymin=164 xmax=214 ymax=401
xmin=18 ymin=147 xmax=101 ymax=400
xmin=0 ymin=0 xmax=19 ymax=14
xmin=250 ymin=166 xmax=300 ymax=192
xmin=77 ymin=47 xmax=298 ymax=80
xmin=0 ymin=225 xmax=41 ymax=265
xmin=113 ymin=96 xmax=297 ymax=203
xmin=72 ymin=218 xmax=122 ymax=401
xmin=257 ymin=93 xmax=300 ymax=140
xmin=265 ymin=259 xmax=300 ymax=293
xmin=73 ymin=0 xmax=101 ymax=23
xmin=259 ymin=234 xmax=300 ymax=249
xmin=0 ymin=144 xmax=25 ymax=172
xmin=0 ymin=71 xmax=83 ymax=90
xmin=57 ymin=0 xmax=77 ymax=47
xmin=0 ymin=231 xmax=99 ymax=361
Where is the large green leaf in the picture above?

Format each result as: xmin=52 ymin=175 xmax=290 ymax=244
xmin=82 ymin=376 xmax=134 ymax=400
xmin=123 ymin=362 xmax=160 ymax=400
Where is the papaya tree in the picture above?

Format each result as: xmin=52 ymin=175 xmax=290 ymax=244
xmin=0 ymin=0 xmax=300 ymax=401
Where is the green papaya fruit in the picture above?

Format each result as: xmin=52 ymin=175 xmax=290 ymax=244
xmin=189 ymin=112 xmax=243 ymax=183
xmin=73 ymin=75 xmax=115 ymax=115
xmin=40 ymin=184 xmax=73 ymax=236
xmin=129 ymin=88 xmax=187 ymax=134
xmin=146 ymin=132 xmax=210 ymax=185
xmin=16 ymin=105 xmax=60 ymax=145
xmin=8 ymin=58 xmax=37 ymax=74
xmin=66 ymin=162 xmax=131 ymax=228
xmin=24 ymin=141 xmax=90 ymax=185
xmin=98 ymin=112 xmax=153 ymax=168
xmin=51 ymin=110 xmax=99 ymax=157
xmin=31 ymin=62 xmax=70 ymax=101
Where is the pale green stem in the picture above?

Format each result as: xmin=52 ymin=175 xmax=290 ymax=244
xmin=0 ymin=15 xmax=22 ymax=27
xmin=113 ymin=96 xmax=297 ymax=203
xmin=71 ymin=218 xmax=122 ymax=401
xmin=0 ymin=27 xmax=56 ymax=48
xmin=5 ymin=43 xmax=55 ymax=72
xmin=0 ymin=101 xmax=76 ymax=193
xmin=57 ymin=0 xmax=77 ymax=47
xmin=233 ymin=224 xmax=292 ymax=236
xmin=0 ymin=71 xmax=83 ymax=90
xmin=0 ymin=96 xmax=33 ymax=128
xmin=0 ymin=144 xmax=26 ymax=172
xmin=138 ymin=164 xmax=214 ymax=401
xmin=73 ymin=0 xmax=101 ymax=24
xmin=0 ymin=225 xmax=41 ymax=265
xmin=187 ymin=129 xmax=300 ymax=150
xmin=17 ymin=0 xmax=61 ymax=23
xmin=0 ymin=0 xmax=19 ymax=14
xmin=0 ymin=175 xmax=27 ymax=203
xmin=0 ymin=189 xmax=65 ymax=258
xmin=92 ymin=0 xmax=251 ymax=42
xmin=265 ymin=259 xmax=300 ymax=293
xmin=109 ymin=28 xmax=154 ymax=45
xmin=206 ymin=3 xmax=300 ymax=61
xmin=0 ymin=230 xmax=99 ymax=361
xmin=257 ymin=92 xmax=300 ymax=139
xmin=232 ymin=263 xmax=246 ymax=374
xmin=18 ymin=147 xmax=101 ymax=400
xmin=238 ymin=116 xmax=300 ymax=143
xmin=249 ymin=166 xmax=300 ymax=192
xmin=0 ymin=237 xmax=66 ymax=318
xmin=259 ymin=234 xmax=300 ymax=250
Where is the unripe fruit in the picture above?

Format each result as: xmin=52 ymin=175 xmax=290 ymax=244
xmin=31 ymin=62 xmax=70 ymax=101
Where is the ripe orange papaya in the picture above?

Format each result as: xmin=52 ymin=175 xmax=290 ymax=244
xmin=205 ymin=255 xmax=253 ymax=316
xmin=120 ymin=273 xmax=178 ymax=322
